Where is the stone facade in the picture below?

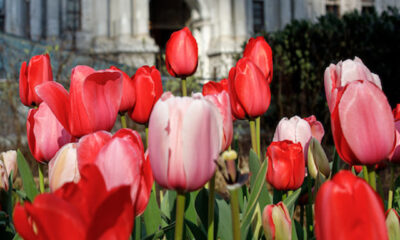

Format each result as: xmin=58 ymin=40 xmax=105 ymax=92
xmin=2 ymin=0 xmax=400 ymax=80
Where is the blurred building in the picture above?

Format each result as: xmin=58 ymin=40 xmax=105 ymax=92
xmin=1 ymin=0 xmax=399 ymax=80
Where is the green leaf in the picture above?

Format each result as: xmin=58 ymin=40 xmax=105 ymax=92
xmin=161 ymin=190 xmax=177 ymax=223
xmin=216 ymin=198 xmax=233 ymax=240
xmin=16 ymin=150 xmax=38 ymax=201
xmin=249 ymin=150 xmax=272 ymax=206
xmin=185 ymin=219 xmax=207 ymax=240
xmin=195 ymin=188 xmax=219 ymax=237
xmin=12 ymin=233 xmax=23 ymax=240
xmin=331 ymin=147 xmax=341 ymax=177
xmin=142 ymin=223 xmax=175 ymax=240
xmin=283 ymin=188 xmax=302 ymax=217
xmin=143 ymin=188 xmax=161 ymax=236
xmin=240 ymin=159 xmax=268 ymax=239
xmin=185 ymin=191 xmax=198 ymax=225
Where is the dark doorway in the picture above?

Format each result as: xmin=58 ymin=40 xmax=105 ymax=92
xmin=150 ymin=0 xmax=190 ymax=70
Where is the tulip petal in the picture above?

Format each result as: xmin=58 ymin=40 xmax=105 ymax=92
xmin=13 ymin=203 xmax=36 ymax=240
xmin=77 ymin=131 xmax=112 ymax=171
xmin=19 ymin=62 xmax=29 ymax=106
xmin=35 ymin=82 xmax=70 ymax=133
xmin=339 ymin=81 xmax=395 ymax=165
xmin=135 ymin=152 xmax=154 ymax=216
xmin=82 ymin=71 xmax=123 ymax=132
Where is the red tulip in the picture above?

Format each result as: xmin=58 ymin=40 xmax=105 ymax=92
xmin=129 ymin=66 xmax=163 ymax=124
xmin=165 ymin=27 xmax=198 ymax=77
xmin=303 ymin=115 xmax=325 ymax=143
xmin=315 ymin=170 xmax=388 ymax=240
xmin=13 ymin=164 xmax=134 ymax=240
xmin=389 ymin=104 xmax=400 ymax=163
xmin=36 ymin=66 xmax=123 ymax=137
xmin=109 ymin=66 xmax=136 ymax=113
xmin=202 ymin=79 xmax=229 ymax=96
xmin=262 ymin=202 xmax=292 ymax=240
xmin=228 ymin=58 xmax=271 ymax=119
xmin=266 ymin=140 xmax=305 ymax=190
xmin=243 ymin=36 xmax=273 ymax=83
xmin=77 ymin=128 xmax=153 ymax=216
xmin=19 ymin=54 xmax=53 ymax=107
xmin=324 ymin=57 xmax=382 ymax=112
xmin=148 ymin=92 xmax=222 ymax=192
xmin=204 ymin=91 xmax=233 ymax=151
xmin=331 ymin=80 xmax=395 ymax=165
xmin=27 ymin=102 xmax=74 ymax=163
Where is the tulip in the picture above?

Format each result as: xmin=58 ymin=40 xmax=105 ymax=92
xmin=204 ymin=91 xmax=233 ymax=151
xmin=109 ymin=66 xmax=135 ymax=113
xmin=0 ymin=150 xmax=17 ymax=180
xmin=228 ymin=57 xmax=271 ymax=119
xmin=14 ymin=164 xmax=134 ymax=240
xmin=202 ymin=78 xmax=229 ymax=96
xmin=36 ymin=65 xmax=123 ymax=137
xmin=308 ymin=138 xmax=330 ymax=179
xmin=77 ymin=128 xmax=152 ymax=216
xmin=315 ymin=170 xmax=388 ymax=240
xmin=0 ymin=160 xmax=9 ymax=191
xmin=129 ymin=66 xmax=163 ymax=124
xmin=389 ymin=104 xmax=400 ymax=163
xmin=148 ymin=92 xmax=222 ymax=191
xmin=266 ymin=140 xmax=305 ymax=190
xmin=262 ymin=202 xmax=292 ymax=240
xmin=273 ymin=116 xmax=313 ymax=160
xmin=48 ymin=143 xmax=80 ymax=191
xmin=386 ymin=209 xmax=400 ymax=240
xmin=243 ymin=36 xmax=273 ymax=83
xmin=27 ymin=102 xmax=74 ymax=163
xmin=331 ymin=80 xmax=395 ymax=165
xmin=324 ymin=57 xmax=382 ymax=112
xmin=19 ymin=54 xmax=53 ymax=107
xmin=303 ymin=115 xmax=325 ymax=143
xmin=165 ymin=27 xmax=198 ymax=78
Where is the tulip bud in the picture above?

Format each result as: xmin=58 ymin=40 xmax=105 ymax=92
xmin=262 ymin=202 xmax=292 ymax=240
xmin=386 ymin=209 xmax=400 ymax=240
xmin=165 ymin=27 xmax=198 ymax=78
xmin=308 ymin=138 xmax=330 ymax=179
xmin=0 ymin=160 xmax=9 ymax=191
xmin=0 ymin=150 xmax=17 ymax=181
xmin=49 ymin=143 xmax=80 ymax=191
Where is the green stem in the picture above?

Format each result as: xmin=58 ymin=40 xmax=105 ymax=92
xmin=256 ymin=117 xmax=261 ymax=160
xmin=134 ymin=216 xmax=141 ymax=240
xmin=181 ymin=77 xmax=187 ymax=97
xmin=230 ymin=189 xmax=241 ymax=240
xmin=369 ymin=168 xmax=377 ymax=191
xmin=145 ymin=127 xmax=149 ymax=149
xmin=208 ymin=175 xmax=216 ymax=240
xmin=120 ymin=114 xmax=127 ymax=128
xmin=38 ymin=164 xmax=45 ymax=193
xmin=362 ymin=165 xmax=369 ymax=183
xmin=175 ymin=192 xmax=186 ymax=240
xmin=249 ymin=120 xmax=258 ymax=159
xmin=388 ymin=166 xmax=395 ymax=210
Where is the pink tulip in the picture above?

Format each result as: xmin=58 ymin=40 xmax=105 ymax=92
xmin=109 ymin=66 xmax=136 ymax=113
xmin=36 ymin=66 xmax=123 ymax=137
xmin=49 ymin=143 xmax=80 ymax=191
xmin=273 ymin=116 xmax=313 ymax=160
xmin=204 ymin=91 xmax=233 ymax=151
xmin=77 ymin=128 xmax=152 ymax=216
xmin=148 ymin=92 xmax=222 ymax=192
xmin=27 ymin=102 xmax=74 ymax=163
xmin=303 ymin=115 xmax=325 ymax=142
xmin=324 ymin=57 xmax=382 ymax=112
xmin=389 ymin=104 xmax=400 ymax=163
xmin=331 ymin=80 xmax=395 ymax=165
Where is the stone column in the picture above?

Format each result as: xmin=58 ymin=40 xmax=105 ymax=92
xmin=5 ymin=0 xmax=27 ymax=37
xmin=132 ymin=0 xmax=149 ymax=37
xmin=46 ymin=0 xmax=60 ymax=39
xmin=218 ymin=0 xmax=233 ymax=38
xmin=233 ymin=0 xmax=247 ymax=40
xmin=30 ymin=0 xmax=42 ymax=40
xmin=114 ymin=0 xmax=131 ymax=37
xmin=76 ymin=0 xmax=94 ymax=50
xmin=265 ymin=0 xmax=281 ymax=31
xmin=280 ymin=0 xmax=292 ymax=28
xmin=95 ymin=0 xmax=109 ymax=37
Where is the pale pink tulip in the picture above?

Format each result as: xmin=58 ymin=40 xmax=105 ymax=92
xmin=1 ymin=150 xmax=17 ymax=180
xmin=273 ymin=116 xmax=312 ymax=160
xmin=324 ymin=57 xmax=382 ymax=112
xmin=49 ymin=143 xmax=80 ymax=191
xmin=204 ymin=91 xmax=233 ymax=151
xmin=303 ymin=115 xmax=325 ymax=142
xmin=148 ymin=92 xmax=222 ymax=192
xmin=331 ymin=80 xmax=395 ymax=165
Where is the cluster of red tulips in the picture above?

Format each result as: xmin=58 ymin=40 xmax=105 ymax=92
xmin=0 ymin=26 xmax=399 ymax=240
